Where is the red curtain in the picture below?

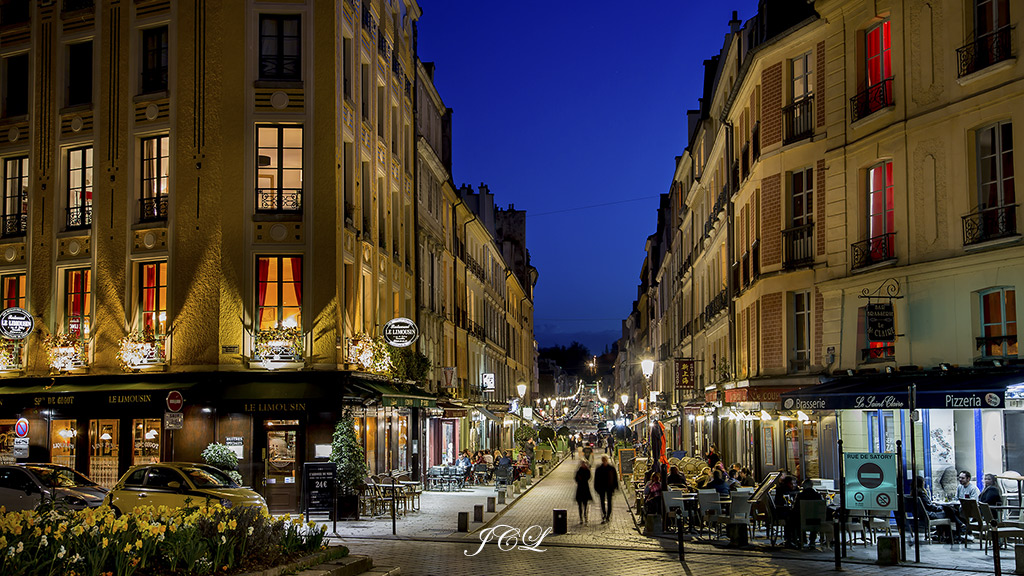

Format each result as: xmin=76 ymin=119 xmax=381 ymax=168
xmin=257 ymin=258 xmax=270 ymax=327
xmin=4 ymin=278 xmax=15 ymax=309
xmin=290 ymin=257 xmax=302 ymax=307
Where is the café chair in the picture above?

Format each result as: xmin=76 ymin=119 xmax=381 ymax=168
xmin=473 ymin=463 xmax=489 ymax=486
xmin=395 ymin=474 xmax=421 ymax=511
xmin=979 ymin=502 xmax=1024 ymax=554
xmin=764 ymin=497 xmax=788 ymax=546
xmin=662 ymin=490 xmax=689 ymax=533
xmin=798 ymin=499 xmax=828 ymax=548
xmin=903 ymin=498 xmax=951 ymax=547
xmin=864 ymin=509 xmax=894 ymax=543
xmin=844 ymin=510 xmax=869 ymax=546
xmin=697 ymin=489 xmax=723 ymax=537
xmin=961 ymin=498 xmax=989 ymax=551
xmin=493 ymin=466 xmax=511 ymax=492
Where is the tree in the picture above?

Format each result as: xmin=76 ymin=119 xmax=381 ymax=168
xmin=329 ymin=413 xmax=368 ymax=494
xmin=538 ymin=341 xmax=591 ymax=375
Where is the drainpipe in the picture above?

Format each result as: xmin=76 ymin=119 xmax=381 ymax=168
xmin=411 ymin=18 xmax=422 ymax=484
xmin=723 ymin=120 xmax=737 ymax=386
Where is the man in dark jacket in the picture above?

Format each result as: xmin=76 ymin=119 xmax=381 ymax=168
xmin=594 ymin=454 xmax=619 ymax=523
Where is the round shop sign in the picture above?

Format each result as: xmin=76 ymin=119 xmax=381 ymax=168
xmin=382 ymin=317 xmax=419 ymax=348
xmin=0 ymin=307 xmax=34 ymax=340
xmin=15 ymin=417 xmax=28 ymax=438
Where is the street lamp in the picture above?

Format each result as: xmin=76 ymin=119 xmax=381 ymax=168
xmin=620 ymin=393 xmax=629 ymax=407
xmin=516 ymin=382 xmax=527 ymax=398
xmin=641 ymin=358 xmax=655 ymax=379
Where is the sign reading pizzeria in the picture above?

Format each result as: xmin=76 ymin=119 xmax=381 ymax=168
xmin=0 ymin=307 xmax=34 ymax=340
xmin=382 ymin=317 xmax=419 ymax=348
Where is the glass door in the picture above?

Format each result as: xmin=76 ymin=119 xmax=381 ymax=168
xmin=264 ymin=420 xmax=300 ymax=513
xmin=89 ymin=419 xmax=119 ymax=489
xmin=132 ymin=418 xmax=161 ymax=465
xmin=50 ymin=419 xmax=77 ymax=468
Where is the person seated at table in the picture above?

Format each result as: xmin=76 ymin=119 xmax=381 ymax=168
xmin=739 ymin=467 xmax=756 ymax=487
xmin=644 ymin=472 xmax=664 ymax=515
xmin=694 ymin=468 xmax=712 ymax=489
xmin=707 ymin=469 xmax=731 ymax=497
xmin=472 ymin=451 xmax=484 ymax=464
xmin=726 ymin=468 xmax=740 ymax=491
xmin=790 ymin=478 xmax=824 ymax=548
xmin=980 ymin=473 xmax=1003 ymax=506
xmin=483 ymin=450 xmax=494 ymax=467
xmin=957 ymin=470 xmax=981 ymax=500
xmin=665 ymin=466 xmax=685 ymax=486
xmin=497 ymin=450 xmax=513 ymax=468
xmin=458 ymin=451 xmax=472 ymax=468
xmin=774 ymin=475 xmax=799 ymax=548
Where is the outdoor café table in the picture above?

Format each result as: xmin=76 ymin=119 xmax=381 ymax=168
xmin=399 ymin=481 xmax=421 ymax=510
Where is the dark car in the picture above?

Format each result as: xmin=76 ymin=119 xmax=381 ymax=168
xmin=0 ymin=464 xmax=108 ymax=512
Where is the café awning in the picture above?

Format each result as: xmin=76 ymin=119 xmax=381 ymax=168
xmin=628 ymin=414 xmax=647 ymax=428
xmin=356 ymin=381 xmax=437 ymax=408
xmin=476 ymin=407 xmax=502 ymax=423
xmin=779 ymin=369 xmax=1024 ymax=411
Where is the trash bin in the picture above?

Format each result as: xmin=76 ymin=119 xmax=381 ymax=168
xmin=876 ymin=535 xmax=899 ymax=565
xmin=553 ymin=509 xmax=568 ymax=534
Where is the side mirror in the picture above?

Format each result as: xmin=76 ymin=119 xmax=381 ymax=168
xmin=167 ymin=481 xmax=182 ymax=490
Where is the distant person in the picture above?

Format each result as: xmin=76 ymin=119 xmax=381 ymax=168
xmin=575 ymin=460 xmax=594 ymax=524
xmin=497 ymin=450 xmax=512 ymax=468
xmin=665 ymin=466 xmax=685 ymax=486
xmin=739 ymin=468 xmax=756 ymax=487
xmin=594 ymin=454 xmax=619 ymax=524
xmin=705 ymin=445 xmax=720 ymax=468
xmin=980 ymin=473 xmax=1003 ymax=506
xmin=707 ymin=469 xmax=730 ymax=497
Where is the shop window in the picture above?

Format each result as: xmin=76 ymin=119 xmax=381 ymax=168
xmin=66 ymin=41 xmax=93 ymax=107
xmin=139 ymin=135 xmax=169 ymax=222
xmin=258 ymin=15 xmax=301 ymax=81
xmin=132 ymin=418 xmax=161 ymax=465
xmin=397 ymin=414 xmax=408 ymax=472
xmin=965 ymin=121 xmax=1016 ymax=245
xmin=256 ymin=125 xmax=303 ymax=213
xmin=66 ymin=146 xmax=93 ymax=229
xmin=2 ymin=53 xmax=28 ymax=118
xmin=2 ymin=156 xmax=27 ymax=237
xmin=256 ymin=256 xmax=302 ymax=331
xmin=89 ymin=419 xmax=119 ymax=489
xmin=784 ymin=419 xmax=819 ymax=479
xmin=50 ymin=419 xmax=77 ymax=468
xmin=979 ymin=287 xmax=1017 ymax=357
xmin=140 ymin=26 xmax=168 ymax=94
xmin=365 ymin=416 xmax=377 ymax=475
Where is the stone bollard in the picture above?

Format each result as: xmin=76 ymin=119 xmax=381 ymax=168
xmin=525 ymin=475 xmax=533 ymax=486
xmin=487 ymin=496 xmax=496 ymax=512
xmin=1015 ymin=543 xmax=1024 ymax=574
xmin=553 ymin=509 xmax=567 ymax=534
xmin=497 ymin=490 xmax=506 ymax=505
xmin=876 ymin=535 xmax=899 ymax=565
xmin=457 ymin=512 xmax=469 ymax=532
xmin=474 ymin=504 xmax=484 ymax=522
xmin=513 ymin=482 xmax=521 ymax=495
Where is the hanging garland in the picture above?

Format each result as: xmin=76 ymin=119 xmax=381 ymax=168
xmin=0 ymin=338 xmax=20 ymax=371
xmin=254 ymin=326 xmax=303 ymax=368
xmin=44 ymin=332 xmax=82 ymax=372
xmin=118 ymin=331 xmax=164 ymax=372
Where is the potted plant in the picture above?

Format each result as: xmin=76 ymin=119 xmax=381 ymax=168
xmin=330 ymin=413 xmax=368 ymax=520
xmin=202 ymin=442 xmax=244 ymax=486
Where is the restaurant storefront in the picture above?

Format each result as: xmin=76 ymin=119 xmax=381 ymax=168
xmin=0 ymin=370 xmax=436 ymax=513
xmin=780 ymin=368 xmax=1024 ymax=494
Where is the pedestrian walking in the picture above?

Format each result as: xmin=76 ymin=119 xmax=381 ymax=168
xmin=593 ymin=454 xmax=619 ymax=523
xmin=575 ymin=459 xmax=593 ymax=524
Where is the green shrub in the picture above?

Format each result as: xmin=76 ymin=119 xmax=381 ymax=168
xmin=201 ymin=442 xmax=243 ymax=486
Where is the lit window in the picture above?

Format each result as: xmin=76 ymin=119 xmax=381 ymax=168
xmin=64 ymin=268 xmax=91 ymax=342
xmin=867 ymin=161 xmax=894 ymax=257
xmin=256 ymin=125 xmax=303 ymax=212
xmin=256 ymin=256 xmax=302 ymax=330
xmin=980 ymin=287 xmax=1017 ymax=357
xmin=139 ymin=261 xmax=167 ymax=338
xmin=67 ymin=147 xmax=93 ymax=229
xmin=2 ymin=156 xmax=27 ymax=237
xmin=0 ymin=273 xmax=24 ymax=309
xmin=140 ymin=135 xmax=169 ymax=221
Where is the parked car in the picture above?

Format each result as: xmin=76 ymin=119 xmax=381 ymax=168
xmin=104 ymin=462 xmax=267 ymax=515
xmin=0 ymin=464 xmax=108 ymax=512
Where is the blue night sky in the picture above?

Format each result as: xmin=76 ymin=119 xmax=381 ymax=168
xmin=417 ymin=1 xmax=760 ymax=354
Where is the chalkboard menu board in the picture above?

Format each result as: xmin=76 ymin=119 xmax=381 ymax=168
xmin=618 ymin=448 xmax=636 ymax=477
xmin=748 ymin=471 xmax=782 ymax=503
xmin=304 ymin=462 xmax=336 ymax=521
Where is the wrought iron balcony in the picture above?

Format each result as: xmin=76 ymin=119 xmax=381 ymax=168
xmin=361 ymin=5 xmax=378 ymax=37
xmin=782 ymin=222 xmax=814 ymax=269
xmin=861 ymin=344 xmax=895 ymax=362
xmin=957 ymin=26 xmax=1015 ymax=77
xmin=377 ymin=34 xmax=392 ymax=60
xmin=256 ymin=187 xmax=302 ymax=213
xmin=465 ymin=255 xmax=485 ymax=280
xmin=714 ymin=186 xmax=728 ymax=216
xmin=976 ymin=334 xmax=1018 ymax=357
xmin=851 ymin=232 xmax=896 ymax=270
xmin=962 ymin=203 xmax=1018 ymax=245
xmin=783 ymin=96 xmax=814 ymax=144
xmin=139 ymin=196 xmax=168 ymax=222
xmin=0 ymin=212 xmax=26 ymax=238
xmin=702 ymin=289 xmax=728 ymax=323
xmin=66 ymin=205 xmax=92 ymax=230
xmin=681 ymin=319 xmax=693 ymax=340
xmin=850 ymin=78 xmax=894 ymax=122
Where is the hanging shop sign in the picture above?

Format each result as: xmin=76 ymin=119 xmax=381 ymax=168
xmin=866 ymin=302 xmax=896 ymax=342
xmin=382 ymin=317 xmax=419 ymax=347
xmin=675 ymin=359 xmax=695 ymax=391
xmin=844 ymin=452 xmax=898 ymax=510
xmin=482 ymin=373 xmax=495 ymax=391
xmin=0 ymin=308 xmax=34 ymax=340
xmin=723 ymin=386 xmax=797 ymax=404
xmin=442 ymin=366 xmax=456 ymax=388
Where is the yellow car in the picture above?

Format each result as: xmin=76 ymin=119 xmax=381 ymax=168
xmin=104 ymin=462 xmax=267 ymax=515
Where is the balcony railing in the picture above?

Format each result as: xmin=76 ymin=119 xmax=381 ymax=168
xmin=976 ymin=334 xmax=1018 ymax=357
xmin=751 ymin=121 xmax=761 ymax=161
xmin=256 ymin=187 xmax=302 ymax=213
xmin=861 ymin=344 xmax=895 ymax=363
xmin=465 ymin=255 xmax=485 ymax=279
xmin=962 ymin=203 xmax=1018 ymax=245
xmin=377 ymin=34 xmax=392 ymax=61
xmin=783 ymin=96 xmax=814 ymax=144
xmin=782 ymin=222 xmax=815 ymax=269
xmin=0 ymin=212 xmax=26 ymax=238
xmin=361 ymin=5 xmax=378 ymax=37
xmin=850 ymin=78 xmax=894 ymax=122
xmin=851 ymin=232 xmax=896 ymax=270
xmin=702 ymin=289 xmax=728 ymax=324
xmin=139 ymin=196 xmax=168 ymax=222
xmin=66 ymin=205 xmax=92 ymax=229
xmin=714 ymin=186 xmax=728 ymax=216
xmin=681 ymin=320 xmax=693 ymax=340
xmin=957 ymin=26 xmax=1015 ymax=78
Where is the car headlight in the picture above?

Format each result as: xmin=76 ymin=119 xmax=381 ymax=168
xmin=219 ymin=498 xmax=234 ymax=509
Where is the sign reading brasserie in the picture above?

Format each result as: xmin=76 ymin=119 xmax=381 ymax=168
xmin=382 ymin=317 xmax=419 ymax=348
xmin=866 ymin=302 xmax=895 ymax=342
xmin=0 ymin=307 xmax=34 ymax=340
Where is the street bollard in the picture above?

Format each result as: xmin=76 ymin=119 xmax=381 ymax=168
xmin=474 ymin=504 xmax=484 ymax=522
xmin=677 ymin=513 xmax=685 ymax=563
xmin=487 ymin=497 xmax=496 ymax=512
xmin=1014 ymin=543 xmax=1024 ymax=574
xmin=513 ymin=482 xmax=521 ymax=495
xmin=457 ymin=512 xmax=469 ymax=532
xmin=497 ymin=491 xmax=506 ymax=505
xmin=553 ymin=509 xmax=567 ymax=534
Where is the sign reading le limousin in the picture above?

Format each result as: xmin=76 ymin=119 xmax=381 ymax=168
xmin=844 ymin=452 xmax=898 ymax=510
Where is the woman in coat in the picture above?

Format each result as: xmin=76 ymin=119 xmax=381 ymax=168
xmin=575 ymin=459 xmax=594 ymax=524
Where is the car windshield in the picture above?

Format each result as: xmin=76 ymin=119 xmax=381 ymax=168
xmin=182 ymin=466 xmax=236 ymax=488
xmin=26 ymin=466 xmax=98 ymax=488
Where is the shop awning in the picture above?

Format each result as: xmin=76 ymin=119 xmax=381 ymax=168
xmin=357 ymin=381 xmax=437 ymax=408
xmin=628 ymin=414 xmax=647 ymax=428
xmin=779 ymin=369 xmax=1024 ymax=411
xmin=0 ymin=380 xmax=198 ymax=410
xmin=476 ymin=407 xmax=502 ymax=423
